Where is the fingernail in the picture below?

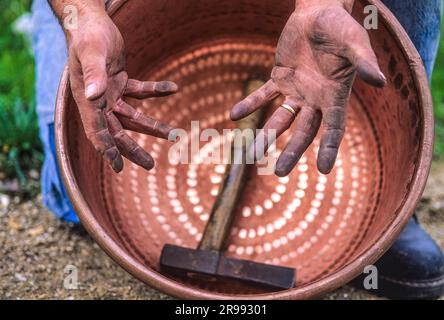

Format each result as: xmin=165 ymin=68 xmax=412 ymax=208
xmin=104 ymin=148 xmax=123 ymax=173
xmin=168 ymin=130 xmax=180 ymax=142
xmin=230 ymin=108 xmax=242 ymax=121
xmin=275 ymin=166 xmax=290 ymax=178
xmin=169 ymin=82 xmax=179 ymax=92
xmin=379 ymin=71 xmax=387 ymax=82
xmin=136 ymin=151 xmax=155 ymax=171
xmin=85 ymin=83 xmax=97 ymax=99
xmin=155 ymin=81 xmax=178 ymax=93
xmin=317 ymin=157 xmax=333 ymax=175
xmin=275 ymin=155 xmax=296 ymax=177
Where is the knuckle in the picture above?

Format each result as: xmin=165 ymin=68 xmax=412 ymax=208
xmin=324 ymin=108 xmax=346 ymax=129
xmin=86 ymin=128 xmax=113 ymax=153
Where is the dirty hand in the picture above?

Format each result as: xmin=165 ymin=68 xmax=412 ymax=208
xmin=66 ymin=7 xmax=177 ymax=173
xmin=231 ymin=0 xmax=386 ymax=176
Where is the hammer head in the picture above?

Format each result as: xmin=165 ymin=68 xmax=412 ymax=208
xmin=160 ymin=244 xmax=296 ymax=291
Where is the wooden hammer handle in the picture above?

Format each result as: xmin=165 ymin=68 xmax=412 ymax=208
xmin=199 ymin=80 xmax=266 ymax=252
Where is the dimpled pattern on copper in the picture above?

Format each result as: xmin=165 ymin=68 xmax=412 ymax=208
xmin=57 ymin=0 xmax=434 ymax=299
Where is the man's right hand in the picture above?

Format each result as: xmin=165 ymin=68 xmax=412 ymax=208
xmin=51 ymin=0 xmax=178 ymax=173
xmin=231 ymin=0 xmax=385 ymax=176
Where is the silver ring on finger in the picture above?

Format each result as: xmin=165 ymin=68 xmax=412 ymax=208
xmin=280 ymin=104 xmax=297 ymax=116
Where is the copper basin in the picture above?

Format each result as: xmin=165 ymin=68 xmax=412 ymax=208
xmin=55 ymin=0 xmax=434 ymax=299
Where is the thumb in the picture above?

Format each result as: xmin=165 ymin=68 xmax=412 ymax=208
xmin=78 ymin=50 xmax=108 ymax=100
xmin=342 ymin=18 xmax=386 ymax=87
xmin=318 ymin=8 xmax=387 ymax=88
xmin=349 ymin=36 xmax=387 ymax=88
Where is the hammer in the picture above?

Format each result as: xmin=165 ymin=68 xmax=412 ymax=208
xmin=160 ymin=80 xmax=296 ymax=291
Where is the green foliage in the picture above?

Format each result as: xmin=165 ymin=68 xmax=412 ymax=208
xmin=0 ymin=0 xmax=41 ymax=181
xmin=0 ymin=99 xmax=42 ymax=182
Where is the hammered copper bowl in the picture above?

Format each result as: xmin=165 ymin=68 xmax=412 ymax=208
xmin=55 ymin=0 xmax=433 ymax=299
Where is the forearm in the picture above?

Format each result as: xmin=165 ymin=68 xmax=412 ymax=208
xmin=48 ymin=0 xmax=107 ymax=40
xmin=48 ymin=0 xmax=105 ymax=18
xmin=295 ymin=0 xmax=355 ymax=12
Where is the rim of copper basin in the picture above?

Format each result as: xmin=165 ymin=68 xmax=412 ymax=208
xmin=55 ymin=0 xmax=434 ymax=300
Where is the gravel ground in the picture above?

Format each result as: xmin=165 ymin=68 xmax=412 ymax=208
xmin=1 ymin=164 xmax=444 ymax=300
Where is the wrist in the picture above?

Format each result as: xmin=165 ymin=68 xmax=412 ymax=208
xmin=49 ymin=0 xmax=107 ymax=41
xmin=76 ymin=0 xmax=106 ymax=15
xmin=66 ymin=11 xmax=109 ymax=43
xmin=295 ymin=0 xmax=354 ymax=12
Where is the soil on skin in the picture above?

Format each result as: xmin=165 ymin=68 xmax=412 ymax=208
xmin=1 ymin=164 xmax=444 ymax=300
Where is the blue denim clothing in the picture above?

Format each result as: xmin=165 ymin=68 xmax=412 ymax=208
xmin=32 ymin=0 xmax=442 ymax=222
xmin=382 ymin=0 xmax=443 ymax=77
xmin=32 ymin=0 xmax=78 ymax=222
